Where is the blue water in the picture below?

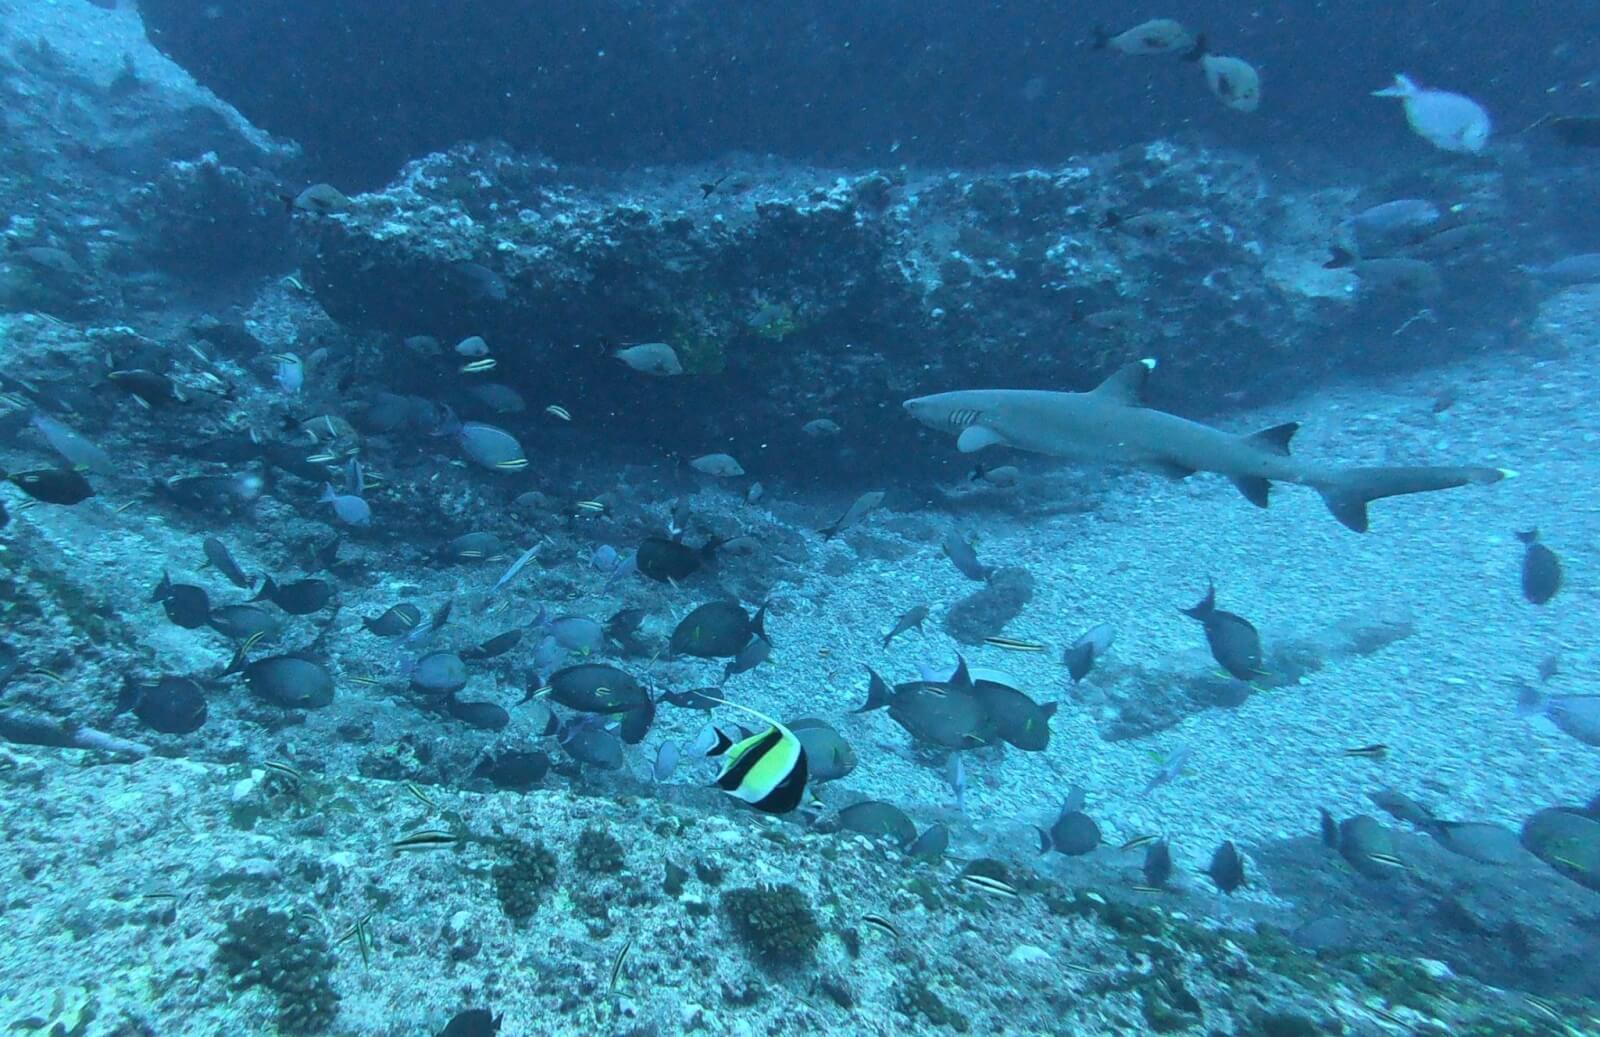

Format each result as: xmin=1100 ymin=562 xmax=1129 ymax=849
xmin=0 ymin=2 xmax=1596 ymax=1035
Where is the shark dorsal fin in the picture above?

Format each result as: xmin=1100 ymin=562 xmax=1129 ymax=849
xmin=1088 ymin=359 xmax=1155 ymax=406
xmin=1244 ymin=422 xmax=1298 ymax=456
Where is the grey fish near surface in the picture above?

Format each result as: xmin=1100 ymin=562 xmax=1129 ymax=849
xmin=838 ymin=800 xmax=917 ymax=846
xmin=723 ymin=635 xmax=772 ymax=681
xmin=1517 ymin=529 xmax=1561 ymax=604
xmin=201 ymin=537 xmax=252 ymax=589
xmin=1064 ymin=623 xmax=1114 ymax=683
xmin=1180 ymin=581 xmax=1264 ymax=681
xmin=882 ymin=605 xmax=930 ymax=649
xmin=787 ymin=717 xmax=856 ymax=782
xmin=1372 ymin=73 xmax=1491 ymax=153
xmin=1518 ymin=684 xmax=1600 ymax=746
xmin=820 ymin=490 xmax=885 ymax=539
xmin=942 ymin=530 xmax=993 ymax=581
xmin=903 ymin=358 xmax=1510 ymax=532
xmin=1143 ymin=745 xmax=1192 ymax=794
xmin=30 ymin=412 xmax=114 ymax=475
xmin=614 ymin=342 xmax=683 ymax=376
xmin=690 ymin=453 xmax=744 ymax=478
xmin=1523 ymin=253 xmax=1600 ymax=285
xmin=1092 ymin=18 xmax=1193 ymax=55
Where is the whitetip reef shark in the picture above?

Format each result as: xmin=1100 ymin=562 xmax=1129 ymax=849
xmin=903 ymin=359 xmax=1512 ymax=532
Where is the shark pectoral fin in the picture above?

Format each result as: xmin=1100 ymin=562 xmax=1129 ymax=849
xmin=1088 ymin=359 xmax=1155 ymax=406
xmin=956 ymin=426 xmax=1008 ymax=453
xmin=1151 ymin=461 xmax=1195 ymax=481
xmin=1232 ymin=476 xmax=1271 ymax=508
xmin=1244 ymin=422 xmax=1298 ymax=456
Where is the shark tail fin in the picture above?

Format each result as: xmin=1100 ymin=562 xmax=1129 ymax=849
xmin=1316 ymin=466 xmax=1512 ymax=533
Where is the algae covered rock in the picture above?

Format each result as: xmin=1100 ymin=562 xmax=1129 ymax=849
xmin=721 ymin=883 xmax=822 ymax=969
xmin=492 ymin=838 xmax=559 ymax=921
xmin=942 ymin=567 xmax=1035 ymax=645
xmin=215 ymin=906 xmax=339 ymax=1035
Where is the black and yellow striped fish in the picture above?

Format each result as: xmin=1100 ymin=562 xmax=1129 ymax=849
xmin=705 ymin=703 xmax=808 ymax=814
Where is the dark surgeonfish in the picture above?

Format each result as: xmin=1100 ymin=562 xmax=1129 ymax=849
xmin=1517 ymin=529 xmax=1561 ymax=604
xmin=438 ymin=1007 xmax=502 ymax=1037
xmin=635 ymin=535 xmax=720 ymax=582
xmin=856 ymin=658 xmax=997 ymax=750
xmin=207 ymin=604 xmax=282 ymax=642
xmin=363 ymin=602 xmax=424 ymax=637
xmin=445 ymin=693 xmax=510 ymax=731
xmin=1206 ymin=840 xmax=1246 ymax=893
xmin=670 ymin=600 xmax=767 ymax=659
xmin=461 ymin=629 xmax=522 ymax=660
xmin=1430 ymin=820 xmax=1522 ymax=865
xmin=252 ymin=576 xmax=336 ymax=615
xmin=222 ymin=647 xmax=335 ymax=709
xmin=1180 ymin=581 xmax=1265 ymax=681
xmin=544 ymin=664 xmax=654 ymax=743
xmin=150 ymin=572 xmax=211 ymax=629
xmin=1520 ymin=808 xmax=1600 ymax=891
xmin=1037 ymin=795 xmax=1101 ymax=856
xmin=1330 ymin=814 xmax=1404 ymax=880
xmin=116 ymin=676 xmax=207 ymax=734
xmin=559 ymin=716 xmax=626 ymax=769
xmin=968 ymin=669 xmax=1056 ymax=751
xmin=1143 ymin=839 xmax=1173 ymax=888
xmin=2 ymin=467 xmax=95 ymax=505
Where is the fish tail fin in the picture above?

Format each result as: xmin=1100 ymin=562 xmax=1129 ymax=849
xmin=1515 ymin=683 xmax=1544 ymax=717
xmin=1324 ymin=245 xmax=1357 ymax=269
xmin=248 ymin=576 xmax=276 ymax=603
xmin=855 ymin=668 xmax=892 ymax=713
xmin=113 ymin=677 xmax=139 ymax=716
xmin=1315 ymin=466 xmax=1512 ymax=533
xmin=1515 ymin=528 xmax=1539 ymax=544
xmin=752 ymin=603 xmax=769 ymax=642
xmin=1180 ymin=580 xmax=1216 ymax=620
xmin=1372 ymin=72 xmax=1416 ymax=98
xmin=221 ymin=645 xmax=247 ymax=678
xmin=1182 ymin=33 xmax=1207 ymax=62
xmin=1090 ymin=25 xmax=1110 ymax=49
